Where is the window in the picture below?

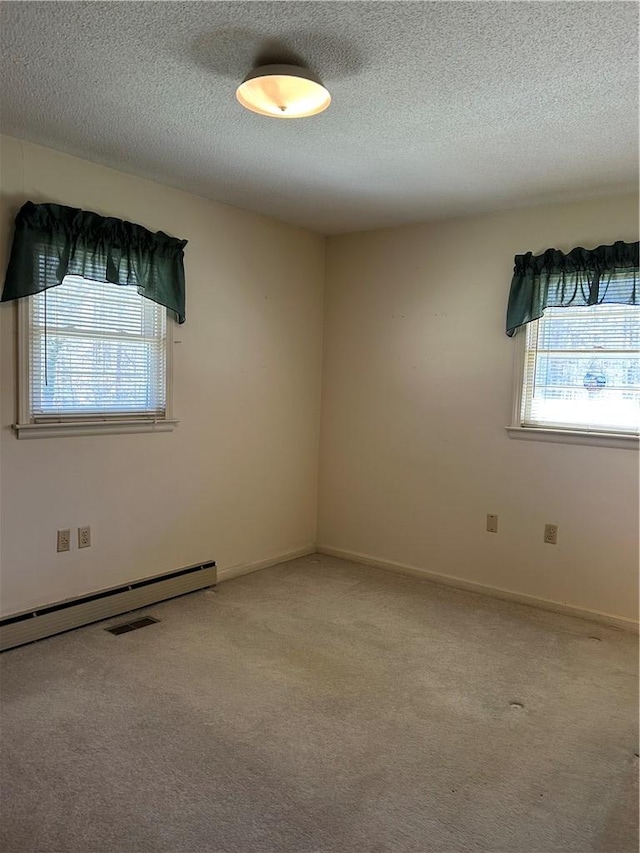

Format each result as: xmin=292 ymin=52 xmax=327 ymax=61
xmin=3 ymin=201 xmax=186 ymax=438
xmin=16 ymin=274 xmax=176 ymax=438
xmin=511 ymin=303 xmax=640 ymax=446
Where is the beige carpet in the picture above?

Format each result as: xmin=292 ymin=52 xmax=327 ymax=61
xmin=1 ymin=554 xmax=638 ymax=852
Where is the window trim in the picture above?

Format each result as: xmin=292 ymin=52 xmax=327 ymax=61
xmin=507 ymin=317 xmax=639 ymax=450
xmin=14 ymin=293 xmax=178 ymax=439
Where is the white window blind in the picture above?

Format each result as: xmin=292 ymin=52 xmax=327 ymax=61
xmin=521 ymin=303 xmax=640 ymax=435
xmin=29 ymin=276 xmax=167 ymax=420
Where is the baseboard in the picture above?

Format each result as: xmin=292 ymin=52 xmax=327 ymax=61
xmin=0 ymin=560 xmax=217 ymax=651
xmin=317 ymin=545 xmax=639 ymax=633
xmin=217 ymin=545 xmax=316 ymax=583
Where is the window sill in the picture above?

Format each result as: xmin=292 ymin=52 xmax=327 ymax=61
xmin=505 ymin=426 xmax=639 ymax=450
xmin=13 ymin=419 xmax=179 ymax=439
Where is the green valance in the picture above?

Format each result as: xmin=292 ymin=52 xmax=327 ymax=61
xmin=1 ymin=202 xmax=187 ymax=323
xmin=506 ymin=240 xmax=639 ymax=337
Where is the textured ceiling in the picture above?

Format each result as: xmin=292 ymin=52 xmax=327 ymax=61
xmin=1 ymin=1 xmax=638 ymax=234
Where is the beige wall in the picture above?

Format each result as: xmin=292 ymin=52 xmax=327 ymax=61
xmin=1 ymin=135 xmax=637 ymax=626
xmin=0 ymin=135 xmax=325 ymax=616
xmin=318 ymin=195 xmax=639 ymax=623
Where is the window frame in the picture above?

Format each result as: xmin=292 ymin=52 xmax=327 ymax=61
xmin=507 ymin=308 xmax=639 ymax=450
xmin=13 ymin=285 xmax=178 ymax=439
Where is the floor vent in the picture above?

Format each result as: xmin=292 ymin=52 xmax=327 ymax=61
xmin=0 ymin=560 xmax=216 ymax=651
xmin=106 ymin=616 xmax=160 ymax=636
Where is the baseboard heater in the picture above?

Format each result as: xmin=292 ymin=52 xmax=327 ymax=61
xmin=0 ymin=560 xmax=216 ymax=652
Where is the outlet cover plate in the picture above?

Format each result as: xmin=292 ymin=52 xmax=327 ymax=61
xmin=486 ymin=514 xmax=498 ymax=533
xmin=57 ymin=529 xmax=71 ymax=552
xmin=78 ymin=526 xmax=91 ymax=549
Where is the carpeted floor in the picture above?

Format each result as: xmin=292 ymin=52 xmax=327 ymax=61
xmin=0 ymin=554 xmax=638 ymax=853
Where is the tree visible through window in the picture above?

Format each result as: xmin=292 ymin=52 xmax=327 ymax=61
xmin=520 ymin=303 xmax=640 ymax=435
xmin=28 ymin=275 xmax=167 ymax=420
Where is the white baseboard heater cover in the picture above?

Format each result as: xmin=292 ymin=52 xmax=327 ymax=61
xmin=0 ymin=560 xmax=216 ymax=652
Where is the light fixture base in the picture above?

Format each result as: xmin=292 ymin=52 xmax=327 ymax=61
xmin=236 ymin=64 xmax=331 ymax=118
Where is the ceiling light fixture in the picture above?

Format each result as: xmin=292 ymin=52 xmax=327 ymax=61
xmin=236 ymin=64 xmax=331 ymax=118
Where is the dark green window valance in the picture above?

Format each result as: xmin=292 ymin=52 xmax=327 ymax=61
xmin=1 ymin=202 xmax=187 ymax=323
xmin=506 ymin=240 xmax=639 ymax=337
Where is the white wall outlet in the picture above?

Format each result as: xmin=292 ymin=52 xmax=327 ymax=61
xmin=486 ymin=514 xmax=498 ymax=533
xmin=57 ymin=529 xmax=71 ymax=552
xmin=544 ymin=524 xmax=558 ymax=545
xmin=78 ymin=526 xmax=91 ymax=549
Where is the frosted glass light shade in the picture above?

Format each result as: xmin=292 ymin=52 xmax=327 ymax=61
xmin=236 ymin=65 xmax=331 ymax=118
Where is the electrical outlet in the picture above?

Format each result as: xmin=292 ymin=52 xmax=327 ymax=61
xmin=486 ymin=514 xmax=498 ymax=533
xmin=57 ymin=529 xmax=71 ymax=552
xmin=78 ymin=526 xmax=91 ymax=549
xmin=544 ymin=524 xmax=558 ymax=545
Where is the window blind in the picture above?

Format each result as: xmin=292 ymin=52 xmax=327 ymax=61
xmin=29 ymin=275 xmax=166 ymax=420
xmin=521 ymin=304 xmax=640 ymax=434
